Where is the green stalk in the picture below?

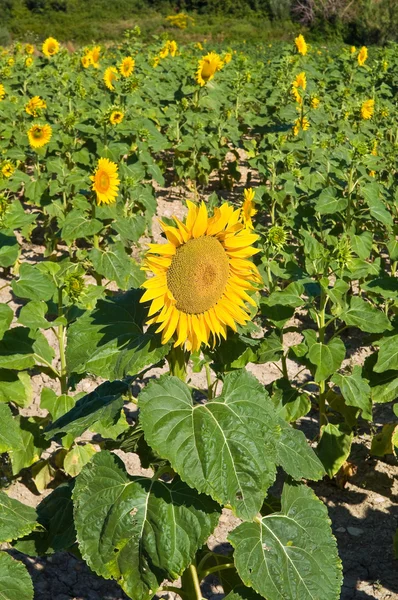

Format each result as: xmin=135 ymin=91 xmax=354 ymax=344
xmin=317 ymin=285 xmax=328 ymax=430
xmin=57 ymin=288 xmax=67 ymax=395
xmin=187 ymin=564 xmax=202 ymax=600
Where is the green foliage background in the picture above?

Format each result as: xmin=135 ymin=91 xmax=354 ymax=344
xmin=1 ymin=0 xmax=398 ymax=45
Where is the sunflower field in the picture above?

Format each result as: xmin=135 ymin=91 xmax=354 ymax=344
xmin=0 ymin=28 xmax=397 ymax=600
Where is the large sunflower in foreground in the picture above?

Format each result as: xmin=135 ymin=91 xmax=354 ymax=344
xmin=27 ymin=124 xmax=52 ymax=149
xmin=141 ymin=201 xmax=261 ymax=351
xmin=90 ymin=158 xmax=120 ymax=205
xmin=196 ymin=52 xmax=223 ymax=86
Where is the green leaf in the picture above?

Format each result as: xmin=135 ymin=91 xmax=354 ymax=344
xmin=0 ymin=404 xmax=23 ymax=453
xmin=332 ymin=366 xmax=372 ymax=420
xmin=0 ymin=370 xmax=32 ymax=407
xmin=0 ymin=492 xmax=38 ymax=543
xmin=18 ymin=301 xmax=52 ymax=330
xmin=0 ymin=230 xmax=19 ymax=268
xmin=229 ymin=481 xmax=342 ymax=600
xmin=0 ymin=552 xmax=34 ymax=600
xmin=341 ymin=297 xmax=392 ymax=333
xmin=308 ymin=338 xmax=346 ymax=382
xmin=139 ymin=370 xmax=324 ymax=520
xmin=266 ymin=282 xmax=304 ymax=308
xmin=90 ymin=242 xmax=144 ymax=290
xmin=9 ymin=416 xmax=49 ymax=476
xmin=374 ymin=334 xmax=398 ymax=373
xmin=12 ymin=264 xmax=56 ymax=301
xmin=14 ymin=482 xmax=75 ymax=556
xmin=73 ymin=451 xmax=220 ymax=600
xmin=317 ymin=423 xmax=353 ymax=477
xmin=315 ymin=187 xmax=348 ymax=214
xmin=45 ymin=380 xmax=127 ymax=440
xmin=224 ymin=586 xmax=263 ymax=600
xmin=271 ymin=379 xmax=311 ymax=422
xmin=66 ymin=290 xmax=168 ymax=380
xmin=350 ymin=231 xmax=373 ymax=259
xmin=64 ymin=443 xmax=97 ymax=477
xmin=61 ymin=209 xmax=103 ymax=244
xmin=0 ymin=304 xmax=13 ymax=339
xmin=40 ymin=388 xmax=76 ymax=421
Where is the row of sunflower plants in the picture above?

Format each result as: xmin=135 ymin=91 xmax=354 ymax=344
xmin=0 ymin=32 xmax=397 ymax=600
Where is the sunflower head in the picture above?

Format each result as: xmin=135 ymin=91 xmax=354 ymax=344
xmin=90 ymin=46 xmax=101 ymax=67
xmin=104 ymin=67 xmax=118 ymax=91
xmin=27 ymin=124 xmax=52 ymax=149
xmin=196 ymin=52 xmax=223 ymax=86
xmin=223 ymin=51 xmax=232 ymax=64
xmin=242 ymin=188 xmax=257 ymax=229
xmin=42 ymin=37 xmax=60 ymax=57
xmin=293 ymin=116 xmax=310 ymax=135
xmin=0 ymin=84 xmax=5 ymax=101
xmin=1 ymin=162 xmax=14 ymax=178
xmin=81 ymin=54 xmax=92 ymax=68
xmin=168 ymin=40 xmax=178 ymax=57
xmin=293 ymin=71 xmax=306 ymax=91
xmin=120 ymin=56 xmax=135 ymax=77
xmin=140 ymin=201 xmax=262 ymax=351
xmin=90 ymin=158 xmax=120 ymax=205
xmin=152 ymin=55 xmax=160 ymax=68
xmin=268 ymin=225 xmax=287 ymax=250
xmin=311 ymin=97 xmax=320 ymax=108
xmin=25 ymin=57 xmax=33 ymax=67
xmin=358 ymin=46 xmax=368 ymax=67
xmin=350 ymin=46 xmax=356 ymax=54
xmin=361 ymin=98 xmax=374 ymax=120
xmin=109 ymin=110 xmax=124 ymax=125
xmin=295 ymin=34 xmax=307 ymax=55
xmin=25 ymin=44 xmax=34 ymax=55
xmin=25 ymin=96 xmax=46 ymax=117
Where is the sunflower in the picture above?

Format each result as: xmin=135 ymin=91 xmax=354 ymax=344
xmin=168 ymin=40 xmax=178 ymax=57
xmin=311 ymin=97 xmax=320 ymax=108
xmin=25 ymin=96 xmax=47 ymax=117
xmin=25 ymin=44 xmax=34 ymax=55
xmin=104 ymin=67 xmax=118 ymax=91
xmin=358 ymin=46 xmax=368 ymax=67
xmin=25 ymin=57 xmax=33 ymax=67
xmin=295 ymin=34 xmax=307 ymax=55
xmin=90 ymin=46 xmax=101 ymax=68
xmin=350 ymin=46 xmax=356 ymax=54
xmin=119 ymin=56 xmax=135 ymax=77
xmin=361 ymin=99 xmax=374 ymax=120
xmin=292 ymin=87 xmax=302 ymax=104
xmin=0 ymin=84 xmax=5 ymax=101
xmin=140 ymin=201 xmax=261 ymax=351
xmin=152 ymin=55 xmax=160 ymax=68
xmin=42 ymin=37 xmax=60 ymax=57
xmin=1 ymin=162 xmax=14 ymax=178
xmin=196 ymin=52 xmax=223 ymax=86
xmin=27 ymin=124 xmax=52 ymax=149
xmin=242 ymin=189 xmax=257 ymax=229
xmin=81 ymin=54 xmax=92 ymax=68
xmin=90 ymin=158 xmax=120 ymax=205
xmin=223 ymin=51 xmax=232 ymax=64
xmin=293 ymin=116 xmax=310 ymax=136
xmin=159 ymin=44 xmax=169 ymax=59
xmin=293 ymin=71 xmax=306 ymax=90
xmin=109 ymin=110 xmax=124 ymax=125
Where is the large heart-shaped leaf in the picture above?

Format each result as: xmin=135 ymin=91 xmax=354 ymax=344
xmin=229 ymin=481 xmax=342 ymax=600
xmin=139 ymin=370 xmax=324 ymax=520
xmin=0 ymin=552 xmax=34 ymax=600
xmin=341 ymin=296 xmax=392 ymax=333
xmin=73 ymin=451 xmax=220 ymax=600
xmin=66 ymin=289 xmax=169 ymax=379
xmin=0 ymin=492 xmax=38 ymax=543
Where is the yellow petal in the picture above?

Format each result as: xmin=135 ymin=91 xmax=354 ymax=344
xmin=192 ymin=202 xmax=208 ymax=238
xmin=186 ymin=200 xmax=198 ymax=230
xmin=148 ymin=242 xmax=176 ymax=256
xmin=162 ymin=306 xmax=180 ymax=344
xmin=174 ymin=312 xmax=188 ymax=347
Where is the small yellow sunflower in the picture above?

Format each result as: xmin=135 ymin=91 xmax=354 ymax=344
xmin=242 ymin=189 xmax=257 ymax=229
xmin=7 ymin=58 xmax=14 ymax=67
xmin=0 ymin=84 xmax=5 ymax=101
xmin=223 ymin=51 xmax=232 ymax=64
xmin=295 ymin=34 xmax=307 ymax=55
xmin=90 ymin=46 xmax=101 ymax=68
xmin=104 ymin=67 xmax=118 ymax=91
xmin=27 ymin=124 xmax=52 ymax=149
xmin=168 ymin=40 xmax=178 ymax=57
xmin=196 ymin=52 xmax=223 ymax=86
xmin=1 ymin=162 xmax=14 ymax=178
xmin=159 ymin=44 xmax=169 ymax=59
xmin=25 ymin=57 xmax=33 ymax=67
xmin=152 ymin=55 xmax=160 ymax=68
xmin=361 ymin=99 xmax=374 ymax=120
xmin=81 ymin=54 xmax=92 ymax=68
xmin=25 ymin=44 xmax=34 ymax=55
xmin=293 ymin=71 xmax=306 ymax=90
xmin=293 ymin=116 xmax=310 ymax=136
xmin=109 ymin=110 xmax=124 ymax=125
xmin=140 ymin=201 xmax=261 ymax=351
xmin=42 ymin=37 xmax=60 ymax=57
xmin=25 ymin=96 xmax=47 ymax=117
xmin=292 ymin=87 xmax=302 ymax=104
xmin=358 ymin=46 xmax=368 ymax=67
xmin=350 ymin=46 xmax=356 ymax=54
xmin=119 ymin=56 xmax=135 ymax=77
xmin=90 ymin=158 xmax=120 ymax=205
xmin=311 ymin=97 xmax=320 ymax=108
